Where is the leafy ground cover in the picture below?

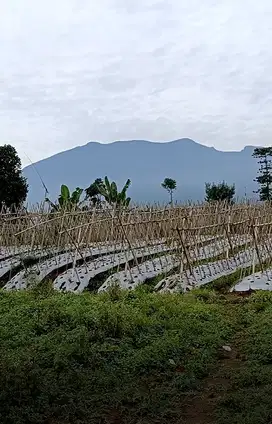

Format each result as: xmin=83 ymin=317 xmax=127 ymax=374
xmin=0 ymin=283 xmax=272 ymax=424
xmin=216 ymin=291 xmax=272 ymax=424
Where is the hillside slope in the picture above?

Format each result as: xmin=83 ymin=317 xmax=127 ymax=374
xmin=23 ymin=139 xmax=258 ymax=203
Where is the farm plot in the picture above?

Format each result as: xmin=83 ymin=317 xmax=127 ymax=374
xmin=0 ymin=245 xmax=38 ymax=260
xmin=1 ymin=203 xmax=272 ymax=294
xmin=99 ymin=234 xmax=251 ymax=292
xmin=0 ymin=247 xmax=63 ymax=280
xmin=232 ymin=269 xmax=272 ymax=292
xmin=3 ymin=239 xmax=159 ymax=290
xmin=3 ymin=234 xmax=220 ymax=291
xmin=156 ymin=242 xmax=272 ymax=292
xmin=53 ymin=244 xmax=177 ymax=292
xmin=52 ymin=234 xmax=246 ymax=292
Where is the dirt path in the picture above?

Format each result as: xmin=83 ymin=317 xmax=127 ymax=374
xmin=180 ymin=342 xmax=245 ymax=424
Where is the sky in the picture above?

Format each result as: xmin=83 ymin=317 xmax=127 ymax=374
xmin=1 ymin=0 xmax=272 ymax=166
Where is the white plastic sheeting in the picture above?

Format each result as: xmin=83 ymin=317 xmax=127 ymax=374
xmin=4 ymin=240 xmax=150 ymax=290
xmin=232 ymin=269 xmax=272 ymax=292
xmin=99 ymin=235 xmax=251 ymax=292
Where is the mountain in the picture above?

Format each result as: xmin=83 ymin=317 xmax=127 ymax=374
xmin=23 ymin=138 xmax=259 ymax=204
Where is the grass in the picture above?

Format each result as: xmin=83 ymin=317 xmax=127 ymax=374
xmin=0 ymin=283 xmax=233 ymax=424
xmin=1 ymin=283 xmax=272 ymax=423
xmin=216 ymin=291 xmax=272 ymax=424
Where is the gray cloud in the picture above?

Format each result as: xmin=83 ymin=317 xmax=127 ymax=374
xmin=1 ymin=0 xmax=272 ymax=165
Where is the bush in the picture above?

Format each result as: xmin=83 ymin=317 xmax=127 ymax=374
xmin=0 ymin=289 xmax=232 ymax=424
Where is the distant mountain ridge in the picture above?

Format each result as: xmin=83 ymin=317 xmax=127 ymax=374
xmin=23 ymin=138 xmax=259 ymax=204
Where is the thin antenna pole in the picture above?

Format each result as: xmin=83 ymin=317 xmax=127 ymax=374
xmin=23 ymin=152 xmax=49 ymax=198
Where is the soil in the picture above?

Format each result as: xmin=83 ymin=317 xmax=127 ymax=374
xmin=179 ymin=342 xmax=245 ymax=424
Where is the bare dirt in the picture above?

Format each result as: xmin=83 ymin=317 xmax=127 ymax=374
xmin=180 ymin=343 xmax=245 ymax=424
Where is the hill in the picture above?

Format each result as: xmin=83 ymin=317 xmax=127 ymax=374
xmin=23 ymin=138 xmax=258 ymax=203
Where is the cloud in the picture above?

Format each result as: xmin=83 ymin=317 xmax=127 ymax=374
xmin=1 ymin=0 xmax=272 ymax=165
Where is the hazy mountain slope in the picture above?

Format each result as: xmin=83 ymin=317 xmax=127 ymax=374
xmin=23 ymin=138 xmax=258 ymax=204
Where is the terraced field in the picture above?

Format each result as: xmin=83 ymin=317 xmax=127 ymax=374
xmin=1 ymin=203 xmax=272 ymax=294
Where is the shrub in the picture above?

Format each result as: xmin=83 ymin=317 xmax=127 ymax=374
xmin=0 ymin=289 xmax=232 ymax=424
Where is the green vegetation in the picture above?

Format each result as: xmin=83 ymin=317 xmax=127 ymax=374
xmin=99 ymin=176 xmax=132 ymax=207
xmin=0 ymin=144 xmax=28 ymax=211
xmin=205 ymin=181 xmax=235 ymax=203
xmin=253 ymin=147 xmax=272 ymax=201
xmin=161 ymin=177 xmax=177 ymax=205
xmin=1 ymin=285 xmax=272 ymax=424
xmin=45 ymin=177 xmax=132 ymax=211
xmin=85 ymin=177 xmax=104 ymax=206
xmin=0 ymin=286 xmax=233 ymax=424
xmin=45 ymin=184 xmax=84 ymax=211
xmin=217 ymin=291 xmax=272 ymax=424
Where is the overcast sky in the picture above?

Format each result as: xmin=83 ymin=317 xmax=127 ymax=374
xmin=1 ymin=0 xmax=272 ymax=165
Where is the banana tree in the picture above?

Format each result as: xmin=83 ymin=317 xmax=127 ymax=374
xmin=45 ymin=185 xmax=84 ymax=212
xmin=98 ymin=177 xmax=131 ymax=208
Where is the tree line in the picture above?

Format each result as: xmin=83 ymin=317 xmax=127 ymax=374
xmin=0 ymin=144 xmax=272 ymax=211
xmin=161 ymin=147 xmax=272 ymax=204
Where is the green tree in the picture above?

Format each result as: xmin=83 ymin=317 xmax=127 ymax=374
xmin=252 ymin=147 xmax=272 ymax=201
xmin=98 ymin=177 xmax=131 ymax=208
xmin=161 ymin=178 xmax=177 ymax=205
xmin=0 ymin=144 xmax=28 ymax=211
xmin=205 ymin=181 xmax=235 ymax=204
xmin=85 ymin=178 xmax=105 ymax=206
xmin=45 ymin=185 xmax=84 ymax=212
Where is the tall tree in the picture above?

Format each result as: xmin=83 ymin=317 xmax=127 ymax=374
xmin=0 ymin=144 xmax=28 ymax=211
xmin=161 ymin=178 xmax=177 ymax=205
xmin=85 ymin=178 xmax=105 ymax=206
xmin=252 ymin=147 xmax=272 ymax=201
xmin=205 ymin=181 xmax=235 ymax=204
